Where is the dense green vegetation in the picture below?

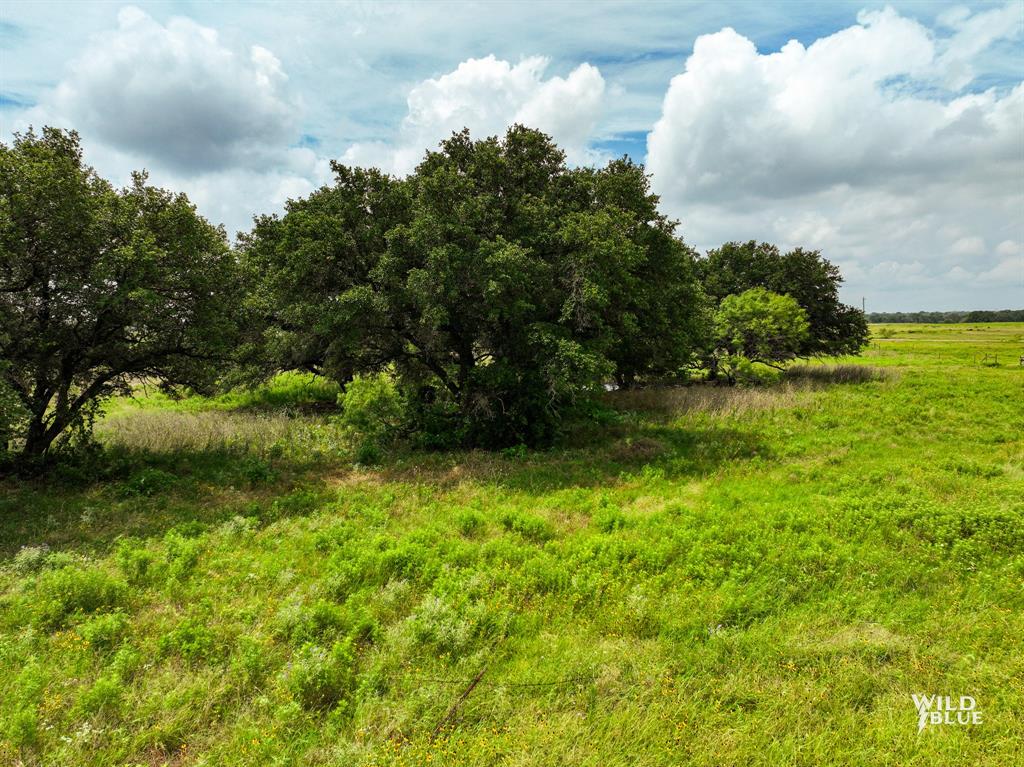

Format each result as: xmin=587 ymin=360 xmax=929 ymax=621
xmin=2 ymin=126 xmax=1013 ymax=763
xmin=698 ymin=240 xmax=869 ymax=358
xmin=0 ymin=128 xmax=241 ymax=459
xmin=3 ymin=126 xmax=868 ymax=460
xmin=710 ymin=288 xmax=809 ymax=384
xmin=240 ymin=126 xmax=706 ymax=448
xmin=1 ymin=324 xmax=1021 ymax=765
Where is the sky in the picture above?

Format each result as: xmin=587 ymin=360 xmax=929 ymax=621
xmin=1 ymin=1 xmax=1022 ymax=311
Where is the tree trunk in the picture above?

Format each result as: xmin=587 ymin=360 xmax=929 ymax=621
xmin=707 ymin=356 xmax=719 ymax=382
xmin=22 ymin=415 xmax=53 ymax=457
xmin=22 ymin=399 xmax=76 ymax=458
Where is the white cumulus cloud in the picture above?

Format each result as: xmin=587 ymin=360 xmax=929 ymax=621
xmin=647 ymin=4 xmax=1023 ymax=309
xmin=47 ymin=6 xmax=297 ymax=172
xmin=18 ymin=6 xmax=330 ymax=236
xmin=342 ymin=55 xmax=606 ymax=174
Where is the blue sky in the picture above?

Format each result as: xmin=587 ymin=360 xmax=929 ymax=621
xmin=1 ymin=1 xmax=1022 ymax=310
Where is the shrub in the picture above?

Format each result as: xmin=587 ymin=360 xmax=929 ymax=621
xmin=408 ymin=593 xmax=506 ymax=658
xmin=500 ymin=511 xmax=555 ymax=543
xmin=5 ymin=706 xmax=38 ymax=749
xmin=114 ymin=537 xmax=159 ymax=585
xmin=273 ymin=599 xmax=347 ymax=645
xmin=218 ymin=515 xmax=258 ymax=538
xmin=238 ymin=455 xmax=276 ymax=485
xmin=347 ymin=609 xmax=379 ymax=646
xmin=168 ymin=520 xmax=207 ymax=538
xmin=593 ymin=507 xmax=628 ymax=533
xmin=159 ymin=617 xmax=220 ymax=665
xmin=353 ymin=439 xmax=383 ymax=466
xmin=455 ymin=510 xmax=486 ymax=538
xmin=164 ymin=532 xmax=203 ymax=582
xmin=12 ymin=657 xmax=46 ymax=694
xmin=118 ymin=467 xmax=177 ymax=497
xmin=12 ymin=545 xmax=51 ymax=574
xmin=337 ymin=373 xmax=407 ymax=461
xmin=230 ymin=636 xmax=273 ymax=690
xmin=409 ymin=595 xmax=475 ymax=656
xmin=41 ymin=550 xmax=78 ymax=569
xmin=74 ymin=673 xmax=124 ymax=717
xmin=77 ymin=612 xmax=129 ymax=653
xmin=33 ymin=566 xmax=129 ymax=630
xmin=379 ymin=539 xmax=442 ymax=583
xmin=500 ymin=443 xmax=528 ymax=460
xmin=281 ymin=641 xmax=355 ymax=711
xmin=111 ymin=645 xmax=142 ymax=680
xmin=269 ymin=488 xmax=321 ymax=520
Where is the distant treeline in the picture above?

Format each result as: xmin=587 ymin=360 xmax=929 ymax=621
xmin=867 ymin=310 xmax=1024 ymax=324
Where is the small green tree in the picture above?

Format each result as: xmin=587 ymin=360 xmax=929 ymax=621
xmin=0 ymin=128 xmax=241 ymax=460
xmin=713 ymin=288 xmax=809 ymax=383
xmin=698 ymin=241 xmax=868 ymax=357
xmin=336 ymin=372 xmax=407 ymax=463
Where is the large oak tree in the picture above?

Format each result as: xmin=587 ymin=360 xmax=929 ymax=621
xmin=244 ymin=126 xmax=705 ymax=446
xmin=1 ymin=128 xmax=241 ymax=459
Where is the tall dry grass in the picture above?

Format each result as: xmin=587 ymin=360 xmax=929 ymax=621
xmin=608 ymin=384 xmax=812 ymax=417
xmin=783 ymin=364 xmax=884 ymax=385
xmin=95 ymin=365 xmax=884 ymax=451
xmin=609 ymin=364 xmax=884 ymax=417
xmin=96 ymin=410 xmax=324 ymax=454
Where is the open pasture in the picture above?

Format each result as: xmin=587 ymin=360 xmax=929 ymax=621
xmin=2 ymin=324 xmax=1021 ymax=766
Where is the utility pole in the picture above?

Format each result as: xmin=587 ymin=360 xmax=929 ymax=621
xmin=862 ymin=297 xmax=865 ymax=313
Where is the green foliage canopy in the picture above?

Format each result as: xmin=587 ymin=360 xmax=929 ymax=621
xmin=713 ymin=288 xmax=810 ymax=381
xmin=0 ymin=128 xmax=241 ymax=459
xmin=244 ymin=126 xmax=705 ymax=446
xmin=698 ymin=240 xmax=868 ymax=357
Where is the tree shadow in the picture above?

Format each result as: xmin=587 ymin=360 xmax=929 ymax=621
xmin=0 ymin=446 xmax=311 ymax=558
xmin=0 ymin=390 xmax=776 ymax=557
xmin=371 ymin=419 xmax=769 ymax=495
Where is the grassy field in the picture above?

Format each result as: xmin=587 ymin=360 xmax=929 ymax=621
xmin=1 ymin=323 xmax=1021 ymax=766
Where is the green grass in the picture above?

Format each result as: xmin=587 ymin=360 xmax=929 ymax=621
xmin=1 ymin=324 xmax=1022 ymax=766
xmin=101 ymin=371 xmax=342 ymax=417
